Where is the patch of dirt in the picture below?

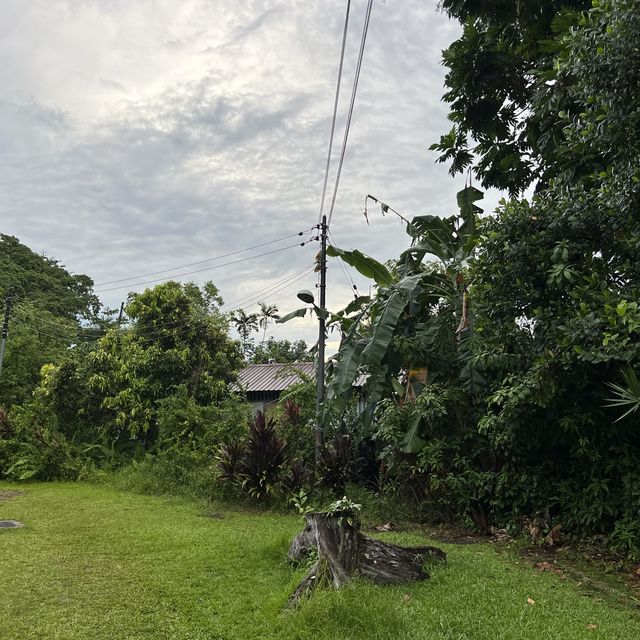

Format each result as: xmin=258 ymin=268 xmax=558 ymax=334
xmin=420 ymin=524 xmax=493 ymax=545
xmin=0 ymin=490 xmax=25 ymax=502
xmin=365 ymin=522 xmax=498 ymax=544
xmin=516 ymin=544 xmax=640 ymax=612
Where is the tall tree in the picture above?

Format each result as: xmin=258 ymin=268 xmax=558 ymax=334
xmin=0 ymin=234 xmax=99 ymax=320
xmin=0 ymin=235 xmax=100 ymax=406
xmin=77 ymin=281 xmax=243 ymax=447
xmin=430 ymin=0 xmax=590 ymax=194
xmin=257 ymin=302 xmax=279 ymax=344
xmin=232 ymin=309 xmax=259 ymax=358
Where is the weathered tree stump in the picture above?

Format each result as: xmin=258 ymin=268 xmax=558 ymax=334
xmin=287 ymin=511 xmax=446 ymax=606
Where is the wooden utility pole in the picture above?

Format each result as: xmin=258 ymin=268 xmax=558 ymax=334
xmin=315 ymin=215 xmax=328 ymax=465
xmin=117 ymin=301 xmax=125 ymax=327
xmin=0 ymin=290 xmax=13 ymax=378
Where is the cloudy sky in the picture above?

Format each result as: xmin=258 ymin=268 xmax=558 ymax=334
xmin=1 ymin=0 xmax=502 ymax=351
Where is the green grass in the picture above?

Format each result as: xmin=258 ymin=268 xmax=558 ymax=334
xmin=1 ymin=483 xmax=639 ymax=639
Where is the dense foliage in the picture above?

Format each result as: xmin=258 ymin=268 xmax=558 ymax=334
xmin=322 ymin=0 xmax=640 ymax=554
xmin=0 ymin=236 xmax=104 ymax=407
xmin=0 ymin=281 xmax=248 ymax=481
xmin=431 ymin=0 xmax=591 ymax=193
xmin=251 ymin=338 xmax=312 ymax=364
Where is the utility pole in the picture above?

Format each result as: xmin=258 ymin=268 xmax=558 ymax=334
xmin=117 ymin=301 xmax=125 ymax=327
xmin=0 ymin=290 xmax=13 ymax=378
xmin=316 ymin=215 xmax=328 ymax=465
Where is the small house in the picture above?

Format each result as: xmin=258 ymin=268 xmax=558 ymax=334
xmin=237 ymin=362 xmax=315 ymax=415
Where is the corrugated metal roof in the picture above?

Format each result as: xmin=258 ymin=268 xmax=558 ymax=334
xmin=237 ymin=363 xmax=316 ymax=392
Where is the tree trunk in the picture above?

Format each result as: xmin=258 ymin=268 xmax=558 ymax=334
xmin=287 ymin=512 xmax=446 ymax=606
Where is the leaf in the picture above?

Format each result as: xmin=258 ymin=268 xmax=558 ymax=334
xmin=402 ymin=413 xmax=425 ymax=454
xmin=275 ymin=308 xmax=308 ymax=324
xmin=361 ymin=290 xmax=409 ymax=367
xmin=314 ymin=306 xmax=329 ymax=320
xmin=527 ymin=597 xmax=535 ymax=605
xmin=391 ymin=377 xmax=405 ymax=396
xmin=604 ymin=368 xmax=640 ymax=421
xmin=327 ymin=338 xmax=368 ymax=400
xmin=456 ymin=186 xmax=483 ymax=240
xmin=343 ymin=295 xmax=371 ymax=316
xmin=327 ymin=246 xmax=393 ymax=286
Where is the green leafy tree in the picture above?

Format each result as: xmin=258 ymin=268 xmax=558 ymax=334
xmin=431 ymin=0 xmax=590 ymax=194
xmin=0 ymin=236 xmax=100 ymax=407
xmin=0 ymin=234 xmax=100 ymax=320
xmin=90 ymin=282 xmax=246 ymax=444
xmin=251 ymin=338 xmax=311 ymax=364
xmin=41 ymin=281 xmax=245 ymax=452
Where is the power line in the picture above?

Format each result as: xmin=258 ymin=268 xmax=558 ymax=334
xmin=127 ymin=265 xmax=317 ymax=343
xmin=10 ymin=262 xmax=316 ymax=340
xmin=326 ymin=0 xmax=374 ymax=227
xmin=220 ymin=266 xmax=315 ymax=311
xmin=93 ymin=228 xmax=314 ymax=287
xmin=327 ymin=228 xmax=359 ymax=299
xmin=100 ymin=267 xmax=315 ymax=341
xmin=10 ymin=311 xmax=96 ymax=346
xmin=94 ymin=240 xmax=315 ymax=293
xmin=11 ymin=307 xmax=84 ymax=333
xmin=318 ymin=0 xmax=352 ymax=225
xmin=112 ymin=268 xmax=316 ymax=341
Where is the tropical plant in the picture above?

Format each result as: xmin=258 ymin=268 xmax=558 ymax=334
xmin=606 ymin=369 xmax=640 ymax=422
xmin=251 ymin=338 xmax=311 ymax=364
xmin=238 ymin=411 xmax=288 ymax=501
xmin=324 ymin=184 xmax=483 ymax=448
xmin=215 ymin=440 xmax=245 ymax=484
xmin=232 ymin=308 xmax=259 ymax=358
xmin=257 ymin=302 xmax=279 ymax=344
xmin=318 ymin=434 xmax=353 ymax=496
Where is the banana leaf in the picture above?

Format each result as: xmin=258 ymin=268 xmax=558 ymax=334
xmin=361 ymin=290 xmax=409 ymax=367
xmin=327 ymin=246 xmax=393 ymax=286
xmin=276 ymin=307 xmax=307 ymax=324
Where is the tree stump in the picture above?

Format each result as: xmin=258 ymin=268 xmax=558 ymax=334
xmin=287 ymin=511 xmax=446 ymax=606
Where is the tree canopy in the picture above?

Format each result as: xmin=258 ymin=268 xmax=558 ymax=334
xmin=0 ymin=235 xmax=101 ymax=406
xmin=0 ymin=234 xmax=99 ymax=320
xmin=431 ymin=0 xmax=591 ymax=193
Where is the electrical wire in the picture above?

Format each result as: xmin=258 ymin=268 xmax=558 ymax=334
xmin=93 ymin=228 xmax=314 ymax=286
xmin=10 ymin=311 xmax=97 ymax=346
xmin=94 ymin=240 xmax=315 ymax=293
xmin=318 ymin=0 xmax=352 ymax=225
xmin=7 ymin=265 xmax=316 ymax=349
xmin=10 ymin=260 xmax=316 ymax=341
xmin=327 ymin=229 xmax=359 ymax=299
xmin=117 ymin=267 xmax=316 ymax=341
xmin=133 ymin=268 xmax=317 ymax=342
xmin=220 ymin=266 xmax=315 ymax=311
xmin=326 ymin=0 xmax=374 ymax=227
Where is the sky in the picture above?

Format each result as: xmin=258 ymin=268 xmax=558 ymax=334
xmin=0 ymin=0 xmax=504 ymax=352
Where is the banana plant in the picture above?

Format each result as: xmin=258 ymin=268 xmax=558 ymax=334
xmin=325 ymin=186 xmax=484 ymax=449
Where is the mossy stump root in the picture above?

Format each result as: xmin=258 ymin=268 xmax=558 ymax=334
xmin=287 ymin=511 xmax=446 ymax=606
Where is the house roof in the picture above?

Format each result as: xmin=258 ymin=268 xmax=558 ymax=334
xmin=237 ymin=362 xmax=315 ymax=392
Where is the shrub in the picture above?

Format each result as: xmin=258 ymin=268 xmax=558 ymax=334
xmin=239 ymin=411 xmax=288 ymax=501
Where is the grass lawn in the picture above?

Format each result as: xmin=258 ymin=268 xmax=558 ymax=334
xmin=1 ymin=482 xmax=639 ymax=639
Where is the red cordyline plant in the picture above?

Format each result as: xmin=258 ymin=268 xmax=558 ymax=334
xmin=281 ymin=399 xmax=301 ymax=424
xmin=217 ymin=411 xmax=288 ymax=501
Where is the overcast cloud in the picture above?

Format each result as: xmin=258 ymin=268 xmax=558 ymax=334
xmin=0 ymin=0 xmax=502 ymax=351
